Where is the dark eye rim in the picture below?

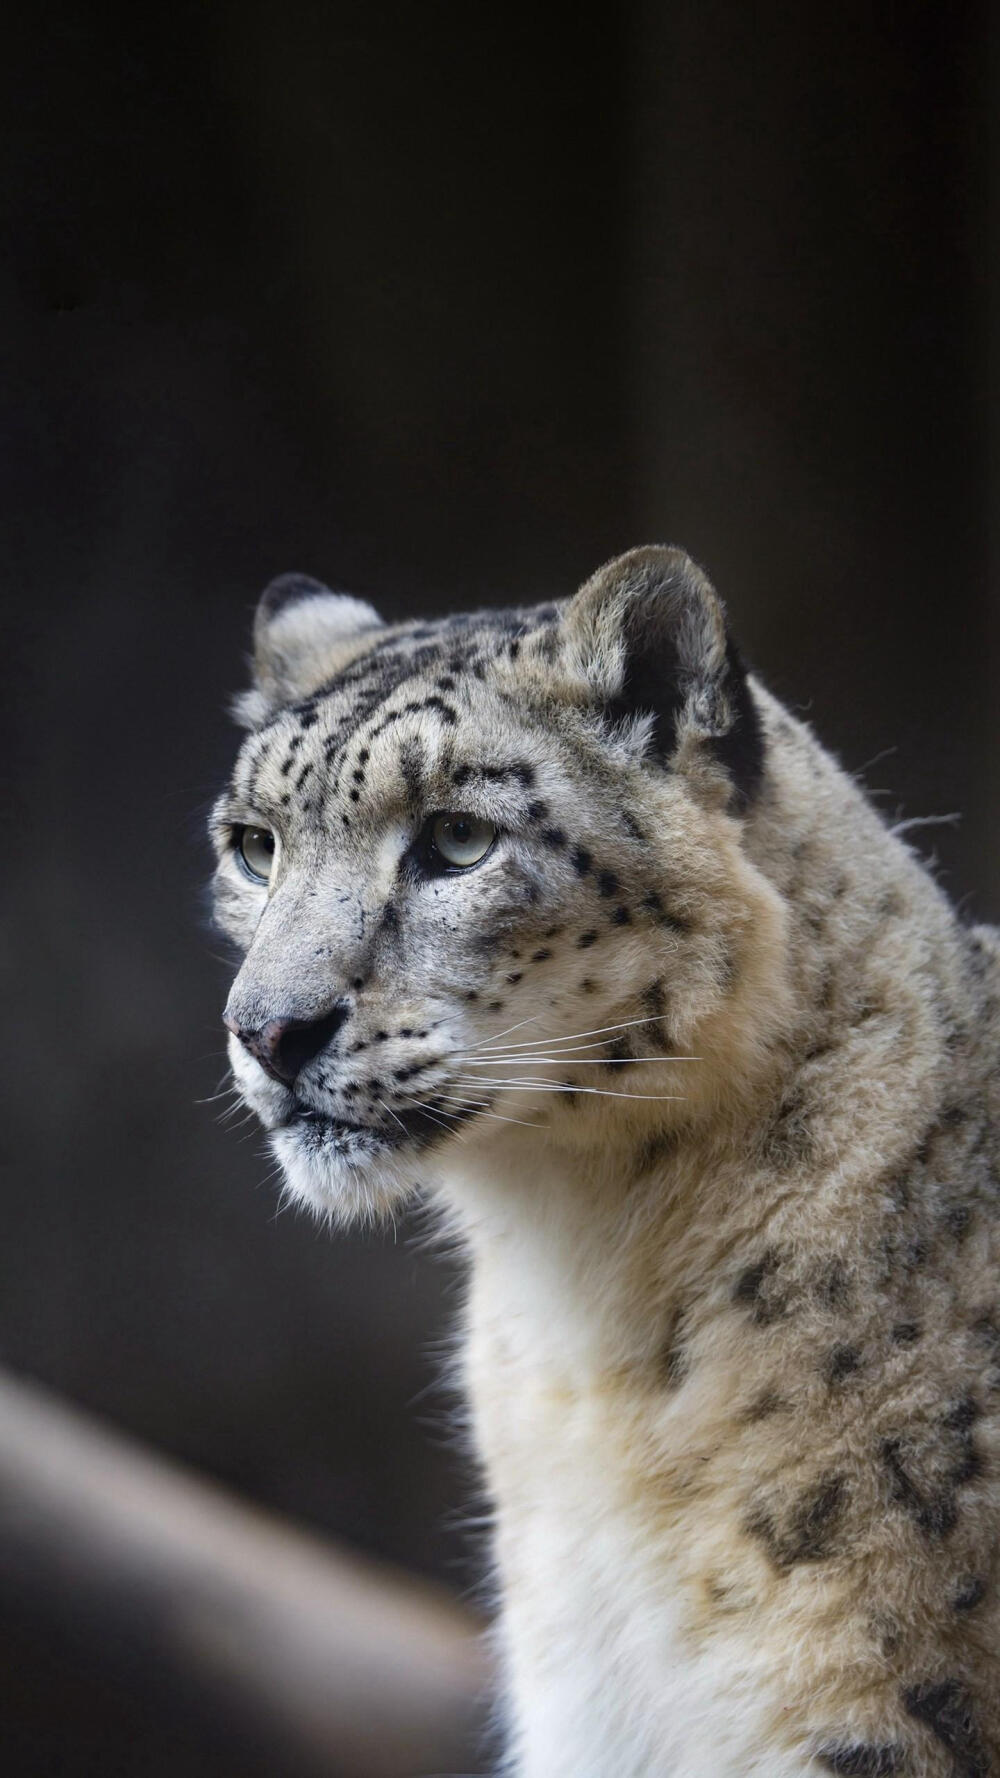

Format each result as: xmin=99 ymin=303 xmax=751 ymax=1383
xmin=411 ymin=810 xmax=499 ymax=876
xmin=233 ymin=824 xmax=275 ymax=884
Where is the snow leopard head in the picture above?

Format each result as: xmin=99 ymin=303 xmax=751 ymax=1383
xmin=211 ymin=547 xmax=786 ymax=1223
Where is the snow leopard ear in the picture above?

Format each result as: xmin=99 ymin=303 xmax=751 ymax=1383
xmin=560 ymin=545 xmax=763 ymax=804
xmin=234 ymin=573 xmax=386 ymax=726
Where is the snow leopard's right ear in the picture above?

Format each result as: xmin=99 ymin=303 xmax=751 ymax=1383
xmin=233 ymin=573 xmax=386 ymax=727
xmin=558 ymin=545 xmax=764 ymax=806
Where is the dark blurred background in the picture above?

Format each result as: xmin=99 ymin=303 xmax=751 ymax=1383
xmin=2 ymin=2 xmax=996 ymax=1773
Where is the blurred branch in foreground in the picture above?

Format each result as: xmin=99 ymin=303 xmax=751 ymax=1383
xmin=0 ymin=1367 xmax=491 ymax=1778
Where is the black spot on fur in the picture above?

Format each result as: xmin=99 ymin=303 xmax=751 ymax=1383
xmin=641 ymin=979 xmax=672 ymax=1050
xmin=953 ymin=1575 xmax=986 ymax=1613
xmin=632 ymin=1130 xmax=680 ymax=1174
xmin=827 ymin=1346 xmax=861 ymax=1384
xmin=747 ymin=1473 xmax=848 ymax=1570
xmin=660 ymin=1321 xmax=689 ymax=1387
xmin=733 ymin=1249 xmax=786 ymax=1326
xmin=597 ymin=870 xmax=619 ymax=897
xmin=945 ymin=1397 xmax=981 ymax=1484
xmin=611 ymin=905 xmax=631 ymax=925
xmin=944 ymin=1203 xmax=973 ymax=1239
xmin=818 ymin=1260 xmax=850 ymax=1309
xmin=527 ymin=799 xmax=549 ymax=821
xmin=882 ymin=1438 xmax=956 ymax=1539
xmin=506 ymin=972 xmax=523 ymax=985
xmin=577 ymin=930 xmax=599 ymax=949
xmin=579 ymin=977 xmax=599 ymax=994
xmin=882 ymin=1400 xmax=980 ymax=1540
xmin=743 ymin=1388 xmax=784 ymax=1423
xmin=404 ymin=694 xmax=456 ymax=725
xmin=541 ymin=827 xmax=567 ymax=849
xmin=532 ymin=948 xmax=552 ymax=963
xmin=816 ymin=1744 xmax=902 ymax=1776
xmin=892 ymin=1322 xmax=920 ymax=1346
xmin=903 ymin=1678 xmax=988 ymax=1778
xmin=640 ymin=888 xmax=689 ymax=933
xmin=571 ymin=846 xmax=593 ymax=875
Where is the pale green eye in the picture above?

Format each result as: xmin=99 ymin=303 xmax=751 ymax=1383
xmin=430 ymin=812 xmax=497 ymax=869
xmin=237 ymin=825 xmax=276 ymax=883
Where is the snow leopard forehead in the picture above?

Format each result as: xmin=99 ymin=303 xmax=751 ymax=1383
xmin=225 ymin=599 xmax=564 ymax=835
xmin=220 ymin=543 xmax=763 ymax=835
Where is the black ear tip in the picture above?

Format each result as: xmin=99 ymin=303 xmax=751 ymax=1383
xmin=257 ymin=572 xmax=332 ymax=624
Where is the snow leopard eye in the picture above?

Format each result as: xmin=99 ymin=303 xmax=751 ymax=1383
xmin=236 ymin=825 xmax=276 ymax=883
xmin=426 ymin=812 xmax=497 ymax=870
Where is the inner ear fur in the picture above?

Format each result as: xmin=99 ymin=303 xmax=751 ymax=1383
xmin=562 ymin=545 xmax=763 ymax=805
xmin=249 ymin=572 xmax=385 ymax=714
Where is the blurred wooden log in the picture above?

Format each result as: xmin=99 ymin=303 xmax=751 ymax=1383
xmin=0 ymin=1366 xmax=491 ymax=1777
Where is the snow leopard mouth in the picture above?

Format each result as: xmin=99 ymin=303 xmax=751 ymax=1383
xmin=279 ymin=1099 xmax=473 ymax=1153
xmin=279 ymin=1106 xmax=399 ymax=1154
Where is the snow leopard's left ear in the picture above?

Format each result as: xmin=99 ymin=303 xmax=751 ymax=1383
xmin=234 ymin=572 xmax=386 ymax=726
xmin=560 ymin=545 xmax=764 ymax=805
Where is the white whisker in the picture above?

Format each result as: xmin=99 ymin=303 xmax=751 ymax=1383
xmin=399 ymin=1096 xmax=465 ymax=1139
xmin=470 ymin=1014 xmax=683 ymax=1054
xmin=460 ymin=1033 xmax=697 ymax=1061
xmin=437 ymin=1092 xmax=541 ymax=1130
xmin=196 ymin=1083 xmax=243 ymax=1105
xmin=378 ymin=1098 xmax=410 ymax=1138
xmin=477 ymin=1013 xmax=542 ymax=1045
xmin=452 ymin=1076 xmax=685 ymax=1103
xmin=459 ymin=1055 xmax=695 ymax=1068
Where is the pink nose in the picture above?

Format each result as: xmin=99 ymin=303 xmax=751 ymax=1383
xmin=223 ymin=1005 xmax=347 ymax=1087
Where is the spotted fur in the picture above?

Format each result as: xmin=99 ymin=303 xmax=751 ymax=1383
xmin=211 ymin=547 xmax=1000 ymax=1776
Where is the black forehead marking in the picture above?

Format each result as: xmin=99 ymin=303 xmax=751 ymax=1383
xmin=452 ymin=760 xmax=536 ymax=790
xmin=398 ymin=736 xmax=426 ymax=808
xmin=238 ymin=599 xmax=562 ymax=810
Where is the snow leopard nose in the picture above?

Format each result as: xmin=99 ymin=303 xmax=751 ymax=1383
xmin=224 ymin=1004 xmax=348 ymax=1087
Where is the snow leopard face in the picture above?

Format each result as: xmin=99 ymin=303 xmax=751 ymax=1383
xmin=211 ymin=548 xmax=782 ymax=1224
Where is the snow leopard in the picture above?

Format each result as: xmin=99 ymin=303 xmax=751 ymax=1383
xmin=211 ymin=547 xmax=1000 ymax=1777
